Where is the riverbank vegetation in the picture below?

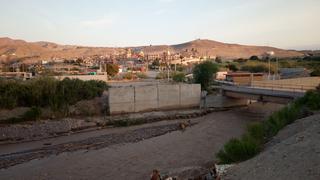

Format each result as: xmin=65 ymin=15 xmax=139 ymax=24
xmin=0 ymin=77 xmax=108 ymax=111
xmin=216 ymin=85 xmax=320 ymax=164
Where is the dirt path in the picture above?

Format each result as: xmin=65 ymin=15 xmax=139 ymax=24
xmin=0 ymin=103 xmax=282 ymax=180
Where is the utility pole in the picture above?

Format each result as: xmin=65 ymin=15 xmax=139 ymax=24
xmin=268 ymin=58 xmax=271 ymax=80
xmin=267 ymin=51 xmax=274 ymax=80
xmin=276 ymin=58 xmax=279 ymax=79
xmin=105 ymin=63 xmax=108 ymax=81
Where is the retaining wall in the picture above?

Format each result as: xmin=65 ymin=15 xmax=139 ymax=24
xmin=54 ymin=75 xmax=108 ymax=82
xmin=108 ymin=84 xmax=201 ymax=115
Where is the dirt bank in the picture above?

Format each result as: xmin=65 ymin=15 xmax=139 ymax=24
xmin=223 ymin=112 xmax=320 ymax=180
xmin=0 ymin=109 xmax=219 ymax=144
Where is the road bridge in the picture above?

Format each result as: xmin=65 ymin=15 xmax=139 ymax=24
xmin=216 ymin=85 xmax=305 ymax=104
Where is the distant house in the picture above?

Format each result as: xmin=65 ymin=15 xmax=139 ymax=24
xmin=41 ymin=60 xmax=48 ymax=65
xmin=279 ymin=68 xmax=310 ymax=79
xmin=216 ymin=71 xmax=228 ymax=80
xmin=226 ymin=72 xmax=264 ymax=85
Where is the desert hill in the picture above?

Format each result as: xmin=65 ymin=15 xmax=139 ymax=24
xmin=0 ymin=37 xmax=304 ymax=63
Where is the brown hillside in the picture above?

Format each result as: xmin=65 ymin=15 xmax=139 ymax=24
xmin=0 ymin=37 xmax=303 ymax=63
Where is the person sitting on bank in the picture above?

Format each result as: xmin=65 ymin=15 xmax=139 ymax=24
xmin=151 ymin=169 xmax=161 ymax=180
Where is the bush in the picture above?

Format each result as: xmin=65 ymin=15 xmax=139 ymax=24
xmin=217 ymin=89 xmax=320 ymax=164
xmin=226 ymin=64 xmax=239 ymax=72
xmin=0 ymin=106 xmax=42 ymax=124
xmin=241 ymin=64 xmax=269 ymax=73
xmin=156 ymin=72 xmax=168 ymax=79
xmin=247 ymin=122 xmax=265 ymax=144
xmin=136 ymin=72 xmax=148 ymax=79
xmin=0 ymin=77 xmax=109 ymax=112
xmin=216 ymin=136 xmax=260 ymax=164
xmin=123 ymin=72 xmax=135 ymax=80
xmin=172 ymin=72 xmax=186 ymax=82
xmin=249 ymin=56 xmax=260 ymax=61
xmin=22 ymin=106 xmax=42 ymax=121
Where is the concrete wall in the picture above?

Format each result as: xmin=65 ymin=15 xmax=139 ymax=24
xmin=180 ymin=84 xmax=201 ymax=107
xmin=134 ymin=85 xmax=158 ymax=112
xmin=54 ymin=75 xmax=108 ymax=82
xmin=109 ymin=87 xmax=135 ymax=114
xmin=158 ymin=84 xmax=181 ymax=109
xmin=108 ymin=84 xmax=201 ymax=115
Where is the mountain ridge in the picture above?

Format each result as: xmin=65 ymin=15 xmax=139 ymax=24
xmin=0 ymin=37 xmax=304 ymax=63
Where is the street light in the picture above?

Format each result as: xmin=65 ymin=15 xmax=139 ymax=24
xmin=266 ymin=51 xmax=274 ymax=80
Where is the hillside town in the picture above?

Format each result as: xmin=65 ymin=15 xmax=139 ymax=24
xmin=1 ymin=38 xmax=319 ymax=83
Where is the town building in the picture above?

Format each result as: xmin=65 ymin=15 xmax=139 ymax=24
xmin=226 ymin=72 xmax=264 ymax=85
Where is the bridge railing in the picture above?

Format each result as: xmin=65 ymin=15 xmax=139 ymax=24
xmin=251 ymin=82 xmax=317 ymax=92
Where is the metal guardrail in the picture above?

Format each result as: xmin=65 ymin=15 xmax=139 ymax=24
xmin=251 ymin=82 xmax=317 ymax=92
xmin=220 ymin=85 xmax=305 ymax=99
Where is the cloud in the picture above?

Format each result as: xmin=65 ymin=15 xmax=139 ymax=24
xmin=81 ymin=15 xmax=115 ymax=28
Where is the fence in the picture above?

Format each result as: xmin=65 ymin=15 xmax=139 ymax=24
xmin=108 ymin=84 xmax=201 ymax=115
xmin=251 ymin=77 xmax=320 ymax=92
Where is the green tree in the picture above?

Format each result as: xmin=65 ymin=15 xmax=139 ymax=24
xmin=193 ymin=61 xmax=218 ymax=90
xmin=249 ymin=55 xmax=260 ymax=61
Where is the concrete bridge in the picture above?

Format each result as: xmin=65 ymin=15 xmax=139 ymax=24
xmin=217 ymin=85 xmax=305 ymax=104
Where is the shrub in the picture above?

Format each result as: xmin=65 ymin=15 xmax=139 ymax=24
xmin=172 ymin=72 xmax=186 ymax=82
xmin=226 ymin=64 xmax=239 ymax=72
xmin=156 ymin=72 xmax=168 ymax=79
xmin=0 ymin=77 xmax=108 ymax=112
xmin=247 ymin=122 xmax=265 ymax=144
xmin=217 ymin=89 xmax=320 ymax=164
xmin=123 ymin=72 xmax=135 ymax=80
xmin=249 ymin=56 xmax=260 ymax=61
xmin=136 ymin=72 xmax=148 ymax=79
xmin=311 ymin=69 xmax=320 ymax=76
xmin=0 ymin=106 xmax=42 ymax=124
xmin=216 ymin=136 xmax=260 ymax=164
xmin=22 ymin=106 xmax=42 ymax=121
xmin=241 ymin=64 xmax=269 ymax=73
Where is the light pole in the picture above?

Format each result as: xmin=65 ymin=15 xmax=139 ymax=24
xmin=266 ymin=51 xmax=274 ymax=80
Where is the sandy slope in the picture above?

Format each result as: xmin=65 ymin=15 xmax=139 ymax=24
xmin=224 ymin=113 xmax=320 ymax=180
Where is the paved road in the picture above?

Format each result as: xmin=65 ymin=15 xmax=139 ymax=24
xmin=0 ymin=104 xmax=281 ymax=180
xmin=221 ymin=85 xmax=305 ymax=98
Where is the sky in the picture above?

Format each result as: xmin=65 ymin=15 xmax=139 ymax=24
xmin=0 ymin=0 xmax=319 ymax=50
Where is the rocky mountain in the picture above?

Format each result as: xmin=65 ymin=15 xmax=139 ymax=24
xmin=0 ymin=37 xmax=304 ymax=63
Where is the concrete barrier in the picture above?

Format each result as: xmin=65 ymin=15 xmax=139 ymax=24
xmin=54 ymin=75 xmax=108 ymax=82
xmin=109 ymin=86 xmax=135 ymax=114
xmin=108 ymin=84 xmax=201 ymax=115
xmin=134 ymin=85 xmax=158 ymax=112
xmin=180 ymin=84 xmax=201 ymax=108
xmin=158 ymin=84 xmax=180 ymax=109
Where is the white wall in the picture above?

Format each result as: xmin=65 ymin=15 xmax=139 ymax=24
xmin=108 ymin=84 xmax=201 ymax=115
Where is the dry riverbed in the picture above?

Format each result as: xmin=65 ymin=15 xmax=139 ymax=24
xmin=0 ymin=103 xmax=282 ymax=180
